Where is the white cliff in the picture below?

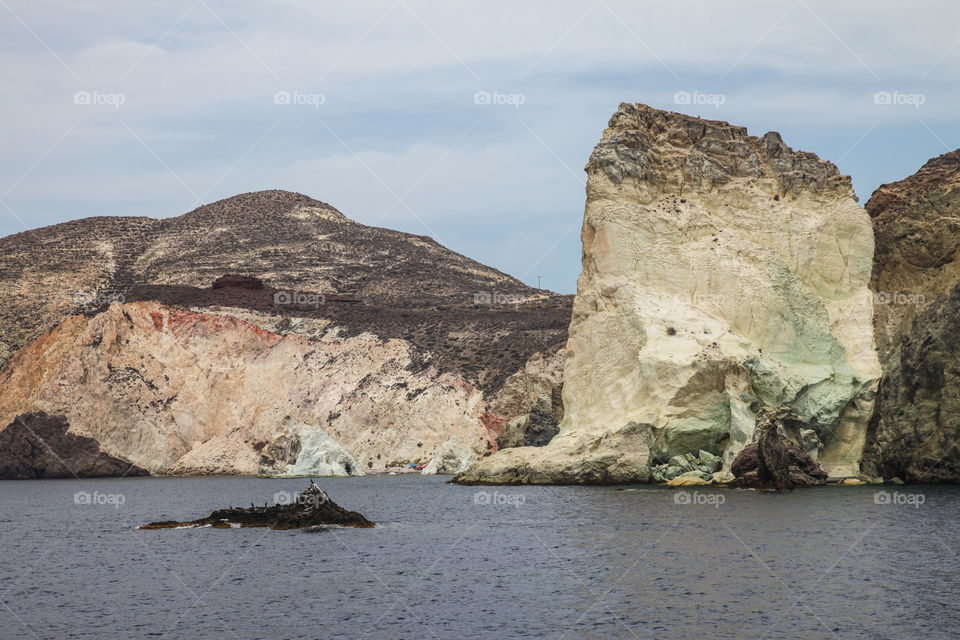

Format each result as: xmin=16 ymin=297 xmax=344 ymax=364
xmin=457 ymin=103 xmax=880 ymax=484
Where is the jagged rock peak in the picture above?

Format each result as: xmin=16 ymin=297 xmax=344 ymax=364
xmin=588 ymin=102 xmax=855 ymax=200
xmin=866 ymin=149 xmax=960 ymax=219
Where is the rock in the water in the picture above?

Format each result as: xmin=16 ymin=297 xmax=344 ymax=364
xmin=0 ymin=412 xmax=148 ymax=479
xmin=458 ymin=103 xmax=880 ymax=485
xmin=666 ymin=472 xmax=711 ymax=486
xmin=863 ymin=150 xmax=960 ymax=482
xmin=729 ymin=407 xmax=828 ymax=489
xmin=212 ymin=274 xmax=264 ymax=290
xmin=140 ymin=481 xmax=373 ymax=529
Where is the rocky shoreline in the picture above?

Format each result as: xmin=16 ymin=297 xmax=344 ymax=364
xmin=2 ymin=105 xmax=960 ymax=487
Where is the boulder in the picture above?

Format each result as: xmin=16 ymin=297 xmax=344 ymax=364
xmin=729 ymin=407 xmax=828 ymax=489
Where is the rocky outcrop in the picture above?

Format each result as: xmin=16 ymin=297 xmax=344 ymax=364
xmin=729 ymin=407 xmax=828 ymax=489
xmin=458 ymin=103 xmax=880 ymax=485
xmin=140 ymin=481 xmax=373 ymax=529
xmin=863 ymin=151 xmax=960 ymax=482
xmin=0 ymin=412 xmax=147 ymax=479
xmin=0 ymin=191 xmax=571 ymax=476
xmin=257 ymin=419 xmax=362 ymax=477
xmin=455 ymin=421 xmax=654 ymax=485
xmin=651 ymin=450 xmax=722 ymax=484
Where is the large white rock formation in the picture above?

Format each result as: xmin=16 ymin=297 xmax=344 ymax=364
xmin=458 ymin=103 xmax=880 ymax=483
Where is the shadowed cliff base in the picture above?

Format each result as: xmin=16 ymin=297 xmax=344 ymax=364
xmin=0 ymin=412 xmax=148 ymax=479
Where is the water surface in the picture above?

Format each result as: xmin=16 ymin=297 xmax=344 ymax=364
xmin=0 ymin=475 xmax=956 ymax=639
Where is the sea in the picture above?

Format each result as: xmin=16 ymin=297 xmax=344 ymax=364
xmin=0 ymin=475 xmax=956 ymax=639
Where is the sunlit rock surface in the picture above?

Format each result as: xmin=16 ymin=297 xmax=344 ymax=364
xmin=458 ymin=103 xmax=880 ymax=484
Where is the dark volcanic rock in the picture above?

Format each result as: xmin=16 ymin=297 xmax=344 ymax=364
xmin=0 ymin=189 xmax=571 ymax=377
xmin=522 ymin=402 xmax=561 ymax=447
xmin=865 ymin=283 xmax=960 ymax=482
xmin=863 ymin=150 xmax=960 ymax=482
xmin=212 ymin=274 xmax=264 ymax=290
xmin=730 ymin=407 xmax=827 ymax=489
xmin=140 ymin=481 xmax=373 ymax=530
xmin=0 ymin=412 xmax=148 ymax=479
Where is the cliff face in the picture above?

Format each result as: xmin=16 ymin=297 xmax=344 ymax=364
xmin=863 ymin=151 xmax=960 ymax=482
xmin=458 ymin=103 xmax=880 ymax=484
xmin=0 ymin=191 xmax=571 ymax=476
xmin=0 ymin=301 xmax=513 ymax=475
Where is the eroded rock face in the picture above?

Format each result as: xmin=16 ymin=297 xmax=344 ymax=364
xmin=0 ymin=412 xmax=147 ymax=479
xmin=0 ymin=302 xmax=496 ymax=475
xmin=458 ymin=103 xmax=880 ymax=485
xmin=863 ymin=151 xmax=960 ymax=482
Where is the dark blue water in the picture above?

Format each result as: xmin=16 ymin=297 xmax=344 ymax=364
xmin=0 ymin=475 xmax=957 ymax=639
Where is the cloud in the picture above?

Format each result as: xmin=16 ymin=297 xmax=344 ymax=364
xmin=2 ymin=0 xmax=960 ymax=292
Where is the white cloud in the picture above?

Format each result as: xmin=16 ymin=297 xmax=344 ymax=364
xmin=2 ymin=0 xmax=960 ymax=292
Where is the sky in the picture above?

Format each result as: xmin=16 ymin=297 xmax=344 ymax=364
xmin=1 ymin=1 xmax=959 ymax=294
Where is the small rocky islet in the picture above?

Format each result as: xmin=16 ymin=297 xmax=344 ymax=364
xmin=139 ymin=482 xmax=374 ymax=530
